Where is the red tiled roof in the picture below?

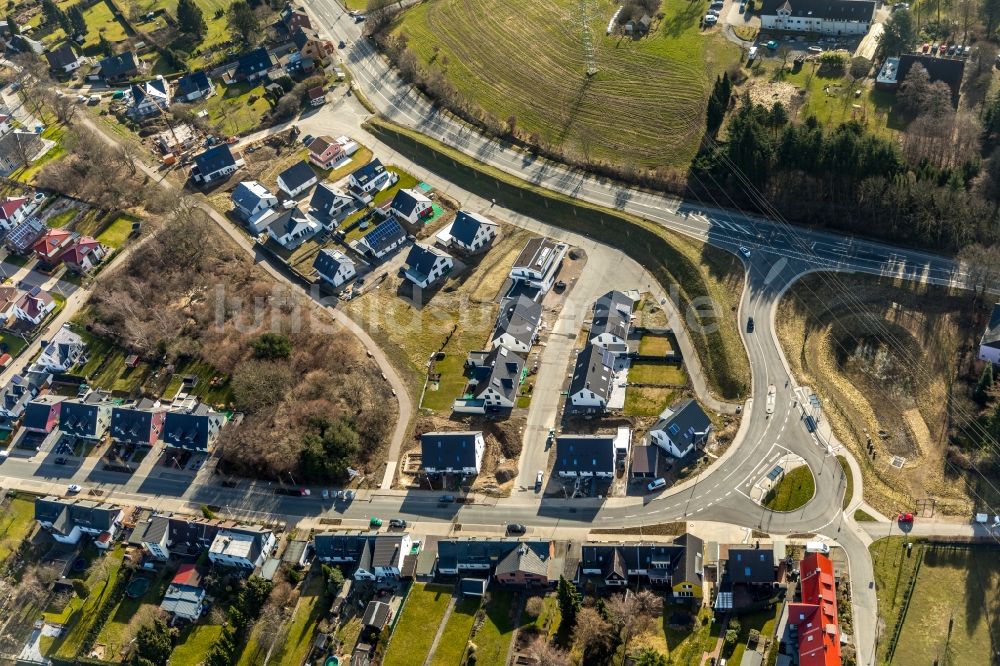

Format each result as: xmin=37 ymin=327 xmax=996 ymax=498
xmin=172 ymin=563 xmax=201 ymax=587
xmin=32 ymin=228 xmax=74 ymax=256
xmin=16 ymin=291 xmax=53 ymax=319
xmin=790 ymin=553 xmax=841 ymax=666
xmin=60 ymin=237 xmax=102 ymax=265
xmin=0 ymin=197 xmax=26 ymax=220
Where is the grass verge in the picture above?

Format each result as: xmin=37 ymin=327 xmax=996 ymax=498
xmin=837 ymin=455 xmax=853 ymax=511
xmin=763 ymin=465 xmax=815 ymax=512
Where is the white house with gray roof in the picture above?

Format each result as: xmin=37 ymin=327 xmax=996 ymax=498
xmin=590 ymin=291 xmax=635 ymax=354
xmin=454 ymin=346 xmax=524 ymax=413
xmin=36 ymin=324 xmax=86 ymax=372
xmin=979 ymin=303 xmax=1000 ymax=366
xmin=313 ymin=248 xmax=356 ymax=288
xmin=231 ymin=181 xmax=277 ymax=221
xmin=34 ymin=496 xmax=123 ymax=547
xmin=307 ymin=182 xmax=354 ymax=229
xmin=389 ymin=187 xmax=433 ymax=226
xmin=265 ymin=208 xmax=319 ymax=250
xmin=358 ymin=217 xmax=406 ymax=259
xmin=649 ymin=399 xmax=712 ymax=458
xmin=276 ymin=160 xmax=318 ymax=199
xmin=209 ymin=528 xmax=275 ymax=570
xmin=436 ymin=210 xmax=498 ymax=254
xmin=568 ymin=343 xmax=613 ymax=414
xmin=491 ymin=293 xmax=541 ymax=355
xmin=403 ymin=243 xmax=453 ymax=288
xmin=420 ymin=431 xmax=485 ymax=475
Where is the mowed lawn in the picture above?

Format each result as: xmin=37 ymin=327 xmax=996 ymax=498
xmin=0 ymin=496 xmax=36 ymax=563
xmin=624 ymin=386 xmax=676 ymax=416
xmin=883 ymin=544 xmax=1000 ymax=665
xmin=472 ymin=590 xmax=520 ymax=665
xmin=170 ymin=623 xmax=225 ymax=666
xmin=382 ymin=583 xmax=455 ymax=666
xmin=429 ymin=597 xmax=480 ymax=666
xmin=628 ymin=362 xmax=687 ymax=386
xmin=638 ymin=334 xmax=674 ymax=356
xmin=764 ymin=465 xmax=815 ymax=511
xmin=394 ymin=0 xmax=738 ymax=168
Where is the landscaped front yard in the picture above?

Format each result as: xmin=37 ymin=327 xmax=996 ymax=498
xmin=382 ymin=583 xmax=454 ymax=666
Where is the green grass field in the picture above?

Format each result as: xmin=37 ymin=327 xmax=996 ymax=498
xmin=46 ymin=546 xmax=126 ymax=660
xmin=394 ymin=0 xmax=738 ymax=168
xmin=170 ymin=623 xmax=224 ymax=666
xmin=764 ymin=465 xmax=815 ymax=511
xmin=429 ymin=597 xmax=480 ymax=666
xmin=383 ymin=583 xmax=455 ymax=666
xmin=96 ymin=214 xmax=137 ymax=248
xmin=95 ymin=570 xmax=170 ymax=658
xmin=202 ymin=82 xmax=272 ymax=137
xmin=472 ymin=589 xmax=518 ymax=665
xmin=81 ymin=1 xmax=129 ymax=50
xmin=74 ymin=328 xmax=152 ymax=394
xmin=638 ymin=334 xmax=673 ymax=356
xmin=0 ymin=496 xmax=36 ymax=564
xmin=270 ymin=573 xmax=328 ymax=665
xmin=624 ymin=386 xmax=676 ymax=416
xmin=628 ymin=362 xmax=687 ymax=386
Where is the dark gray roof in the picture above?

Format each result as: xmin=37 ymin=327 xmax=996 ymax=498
xmin=313 ymin=248 xmax=353 ymax=281
xmin=420 ymin=431 xmax=482 ymax=471
xmin=554 ymin=434 xmax=615 ymax=475
xmin=97 ymin=51 xmax=138 ymax=80
xmin=277 ymin=160 xmax=317 ymax=193
xmin=350 ymin=158 xmax=386 ymax=187
xmin=361 ymin=218 xmax=406 ymax=255
xmin=176 ymin=71 xmax=212 ymax=97
xmin=495 ymin=542 xmax=548 ymax=578
xmin=232 ymin=181 xmax=274 ymax=213
xmin=449 ymin=210 xmax=496 ymax=245
xmin=984 ymin=304 xmax=1000 ymax=349
xmin=590 ymin=290 xmax=633 ymax=341
xmin=404 ymin=243 xmax=449 ymax=280
xmin=436 ymin=538 xmax=550 ymax=573
xmin=143 ymin=515 xmax=170 ymax=544
xmin=492 ymin=293 xmax=541 ymax=349
xmin=0 ymin=375 xmax=32 ymax=415
xmin=59 ymin=399 xmax=106 ymax=438
xmin=389 ymin=188 xmax=429 ymax=218
xmin=631 ymin=445 xmax=658 ymax=475
xmin=194 ymin=145 xmax=236 ymax=177
xmin=362 ymin=600 xmax=391 ymax=629
xmin=760 ymin=0 xmax=875 ymax=21
xmin=727 ymin=548 xmax=775 ymax=584
xmin=309 ymin=183 xmax=350 ymax=219
xmin=234 ymin=47 xmax=273 ymax=78
xmin=162 ymin=404 xmax=224 ymax=451
xmin=652 ymin=399 xmax=712 ymax=448
xmin=265 ymin=208 xmax=312 ymax=237
xmin=897 ymin=54 xmax=965 ymax=107
xmin=111 ymin=404 xmax=161 ymax=443
xmin=313 ymin=531 xmax=378 ymax=561
xmin=582 ymin=535 xmax=703 ymax=584
xmin=34 ymin=496 xmax=120 ymax=535
xmin=45 ymin=45 xmax=80 ymax=70
xmin=372 ymin=534 xmax=405 ymax=568
xmin=568 ymin=343 xmax=612 ymax=400
xmin=471 ymin=346 xmax=525 ymax=402
xmin=129 ymin=79 xmax=168 ymax=107
xmin=22 ymin=395 xmax=62 ymax=430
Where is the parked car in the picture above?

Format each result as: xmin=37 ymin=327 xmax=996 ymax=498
xmin=647 ymin=477 xmax=667 ymax=492
xmin=321 ymin=489 xmax=330 ymax=499
xmin=388 ymin=519 xmax=407 ymax=529
xmin=506 ymin=523 xmax=527 ymax=535
xmin=369 ymin=517 xmax=383 ymax=528
xmin=739 ymin=245 xmax=751 ymax=258
xmin=938 ymin=42 xmax=947 ymax=54
xmin=805 ymin=540 xmax=830 ymax=554
xmin=807 ymin=46 xmax=823 ymax=54
xmin=703 ymin=14 xmax=718 ymax=24
xmin=748 ymin=45 xmax=758 ymax=60
xmin=439 ymin=494 xmax=456 ymax=503
xmin=535 ymin=470 xmax=544 ymax=491
xmin=932 ymin=42 xmax=940 ymax=54
xmin=67 ymin=484 xmax=82 ymax=494
xmin=948 ymin=43 xmax=957 ymax=55
xmin=766 ymin=40 xmax=778 ymax=50
xmin=344 ymin=490 xmax=356 ymax=501
xmin=921 ymin=42 xmax=930 ymax=53
xmin=707 ymin=8 xmax=720 ymax=16
xmin=898 ymin=512 xmax=914 ymax=523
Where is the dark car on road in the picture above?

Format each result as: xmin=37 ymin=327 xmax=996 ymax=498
xmin=747 ymin=317 xmax=755 ymax=333
xmin=506 ymin=523 xmax=526 ymax=535
xmin=389 ymin=519 xmax=407 ymax=529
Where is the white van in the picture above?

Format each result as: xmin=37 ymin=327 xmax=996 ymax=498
xmin=805 ymin=541 xmax=830 ymax=554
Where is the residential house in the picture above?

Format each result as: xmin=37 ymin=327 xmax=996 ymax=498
xmin=389 ymin=188 xmax=433 ymax=227
xmin=22 ymin=395 xmax=63 ymax=434
xmin=307 ymin=135 xmax=357 ymax=170
xmin=491 ymin=293 xmax=541 ymax=355
xmin=174 ymin=71 xmax=214 ymax=103
xmin=722 ymin=547 xmax=777 ymax=590
xmin=4 ymin=216 xmax=45 ymax=254
xmin=876 ymin=54 xmax=965 ymax=107
xmin=509 ymin=237 xmax=567 ymax=293
xmin=313 ymin=532 xmax=412 ymax=580
xmin=0 ymin=113 xmax=11 ymax=136
xmin=281 ymin=3 xmax=313 ymax=31
xmin=94 ymin=51 xmax=140 ymax=83
xmin=759 ymin=0 xmax=875 ymax=35
xmin=265 ymin=208 xmax=320 ymax=250
xmin=0 ymin=131 xmax=43 ymax=174
xmin=567 ymin=343 xmax=613 ymax=414
xmin=32 ymin=228 xmax=76 ymax=264
xmin=110 ymin=399 xmax=165 ymax=447
xmin=232 ymin=47 xmax=274 ymax=82
xmin=191 ymin=145 xmax=242 ymax=184
xmin=160 ymin=564 xmax=206 ymax=622
xmin=276 ymin=160 xmax=318 ymax=199
xmin=648 ymin=399 xmax=712 ymax=459
xmin=347 ymin=159 xmax=398 ymax=204
xmin=59 ymin=236 xmax=108 ymax=274
xmin=788 ymin=552 xmax=842 ymax=666
xmin=307 ymin=183 xmax=354 ymax=229
xmin=59 ymin=394 xmax=112 ymax=442
xmin=162 ymin=402 xmax=225 ymax=451
xmin=138 ymin=514 xmax=273 ymax=564
xmin=209 ymin=528 xmax=277 ymax=570
xmin=231 ymin=181 xmax=278 ymax=222
xmin=313 ymin=248 xmax=356 ymax=288
xmin=420 ymin=431 xmax=486 ymax=476
xmin=127 ymin=78 xmax=170 ymax=118
xmin=979 ymin=303 xmax=1000 ymax=365
xmin=0 ymin=285 xmax=18 ymax=323
xmin=554 ymin=434 xmax=615 ymax=478
xmin=402 ymin=243 xmax=453 ymax=289
xmin=454 ymin=345 xmax=524 ymax=413
xmin=45 ymin=44 xmax=85 ymax=74
xmin=358 ymin=217 xmax=406 ymax=260
xmin=435 ymin=539 xmax=555 ymax=588
xmin=579 ymin=534 xmax=703 ymax=595
xmin=34 ymin=496 xmax=123 ymax=547
xmin=14 ymin=288 xmax=56 ymax=327
xmin=291 ymin=26 xmax=335 ymax=66
xmin=0 ymin=375 xmax=34 ymax=420
xmin=590 ymin=290 xmax=634 ymax=354
xmin=35 ymin=325 xmax=86 ymax=373
xmin=436 ymin=210 xmax=499 ymax=254
xmin=0 ymin=197 xmax=32 ymax=230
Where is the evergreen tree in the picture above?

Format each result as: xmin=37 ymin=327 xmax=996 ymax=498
xmin=227 ymin=1 xmax=259 ymax=44
xmin=975 ymin=363 xmax=994 ymax=405
xmin=6 ymin=15 xmax=19 ymax=36
xmin=557 ymin=575 xmax=582 ymax=628
xmin=176 ymin=0 xmax=206 ymax=36
xmin=98 ymin=33 xmax=114 ymax=57
xmin=68 ymin=5 xmax=86 ymax=38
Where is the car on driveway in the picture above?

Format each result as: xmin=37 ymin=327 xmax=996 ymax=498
xmin=647 ymin=478 xmax=667 ymax=492
xmin=389 ymin=519 xmax=407 ymax=529
xmin=739 ymin=245 xmax=751 ymax=258
xmin=748 ymin=46 xmax=758 ymax=60
xmin=67 ymin=484 xmax=82 ymax=494
xmin=321 ymin=489 xmax=330 ymax=499
xmin=921 ymin=42 xmax=930 ymax=53
xmin=506 ymin=523 xmax=526 ymax=535
xmin=766 ymin=40 xmax=778 ymax=50
xmin=703 ymin=14 xmax=718 ymax=25
xmin=807 ymin=46 xmax=823 ymax=54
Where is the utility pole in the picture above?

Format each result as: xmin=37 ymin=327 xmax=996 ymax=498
xmin=579 ymin=0 xmax=598 ymax=76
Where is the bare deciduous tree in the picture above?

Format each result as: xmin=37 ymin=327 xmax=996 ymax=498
xmin=573 ymin=606 xmax=612 ymax=656
xmin=527 ymin=634 xmax=569 ymax=666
